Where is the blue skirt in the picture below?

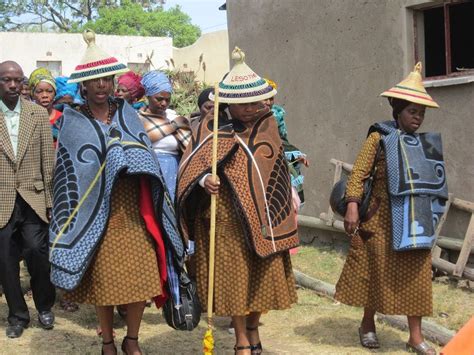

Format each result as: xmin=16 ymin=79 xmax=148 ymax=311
xmin=156 ymin=153 xmax=179 ymax=201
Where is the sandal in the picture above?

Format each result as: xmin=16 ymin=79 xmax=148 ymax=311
xmin=247 ymin=326 xmax=263 ymax=354
xmin=121 ymin=335 xmax=140 ymax=355
xmin=406 ymin=341 xmax=436 ymax=354
xmin=101 ymin=339 xmax=116 ymax=355
xmin=234 ymin=345 xmax=252 ymax=354
xmin=358 ymin=327 xmax=380 ymax=349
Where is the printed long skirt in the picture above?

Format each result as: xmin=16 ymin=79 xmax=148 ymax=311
xmin=193 ymin=184 xmax=297 ymax=316
xmin=65 ymin=176 xmax=161 ymax=306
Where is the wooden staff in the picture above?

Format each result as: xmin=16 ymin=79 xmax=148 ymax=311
xmin=203 ymin=83 xmax=219 ymax=355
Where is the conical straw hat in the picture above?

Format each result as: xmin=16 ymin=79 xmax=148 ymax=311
xmin=210 ymin=47 xmax=276 ymax=104
xmin=68 ymin=30 xmax=129 ymax=83
xmin=380 ymin=62 xmax=439 ymax=108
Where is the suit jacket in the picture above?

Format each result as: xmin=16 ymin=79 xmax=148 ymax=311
xmin=0 ymin=98 xmax=55 ymax=228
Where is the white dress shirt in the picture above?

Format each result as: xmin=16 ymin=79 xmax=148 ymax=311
xmin=0 ymin=99 xmax=21 ymax=157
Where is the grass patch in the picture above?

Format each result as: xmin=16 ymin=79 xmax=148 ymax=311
xmin=291 ymin=245 xmax=345 ymax=285
xmin=430 ymin=280 xmax=473 ymax=331
xmin=291 ymin=245 xmax=473 ymax=331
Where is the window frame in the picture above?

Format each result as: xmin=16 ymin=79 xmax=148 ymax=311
xmin=414 ymin=0 xmax=474 ymax=80
xmin=36 ymin=60 xmax=62 ymax=77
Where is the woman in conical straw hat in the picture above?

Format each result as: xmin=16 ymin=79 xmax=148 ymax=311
xmin=48 ymin=30 xmax=185 ymax=355
xmin=177 ymin=47 xmax=299 ymax=354
xmin=335 ymin=63 xmax=448 ymax=354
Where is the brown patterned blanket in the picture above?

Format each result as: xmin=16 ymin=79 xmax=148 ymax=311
xmin=177 ymin=110 xmax=299 ymax=258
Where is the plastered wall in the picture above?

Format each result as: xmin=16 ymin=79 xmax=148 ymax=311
xmin=0 ymin=32 xmax=172 ymax=77
xmin=173 ymin=30 xmax=230 ymax=84
xmin=227 ymin=0 xmax=474 ymax=229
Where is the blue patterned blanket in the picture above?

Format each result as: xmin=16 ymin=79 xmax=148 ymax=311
xmin=370 ymin=121 xmax=448 ymax=250
xmin=49 ymin=100 xmax=185 ymax=290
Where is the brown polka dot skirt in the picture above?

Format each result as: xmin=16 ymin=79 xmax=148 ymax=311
xmin=194 ymin=184 xmax=297 ymax=317
xmin=335 ymin=132 xmax=432 ymax=316
xmin=65 ymin=176 xmax=161 ymax=306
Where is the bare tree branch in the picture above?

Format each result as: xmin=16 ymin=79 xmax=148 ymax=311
xmin=44 ymin=3 xmax=70 ymax=30
xmin=87 ymin=0 xmax=93 ymax=21
xmin=62 ymin=2 xmax=86 ymax=18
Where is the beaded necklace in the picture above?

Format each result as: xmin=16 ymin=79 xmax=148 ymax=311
xmin=83 ymin=99 xmax=114 ymax=124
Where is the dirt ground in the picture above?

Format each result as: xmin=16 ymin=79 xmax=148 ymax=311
xmin=0 ymin=287 xmax=440 ymax=355
xmin=292 ymin=246 xmax=474 ymax=332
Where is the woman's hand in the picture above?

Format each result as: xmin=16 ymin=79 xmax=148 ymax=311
xmin=204 ymin=175 xmax=220 ymax=195
xmin=291 ymin=187 xmax=301 ymax=214
xmin=297 ymin=156 xmax=309 ymax=167
xmin=344 ymin=202 xmax=360 ymax=235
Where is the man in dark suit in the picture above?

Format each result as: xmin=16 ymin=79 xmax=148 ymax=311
xmin=0 ymin=61 xmax=56 ymax=338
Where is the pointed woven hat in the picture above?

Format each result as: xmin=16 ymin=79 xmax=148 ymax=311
xmin=68 ymin=29 xmax=129 ymax=83
xmin=210 ymin=47 xmax=276 ymax=104
xmin=380 ymin=62 xmax=439 ymax=108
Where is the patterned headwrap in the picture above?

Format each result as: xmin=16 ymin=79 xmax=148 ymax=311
xmin=54 ymin=76 xmax=80 ymax=103
xmin=141 ymin=71 xmax=173 ymax=97
xmin=117 ymin=71 xmax=145 ymax=100
xmin=29 ymin=67 xmax=57 ymax=92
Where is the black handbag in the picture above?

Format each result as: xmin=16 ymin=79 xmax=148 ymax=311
xmin=329 ymin=143 xmax=381 ymax=219
xmin=162 ymin=270 xmax=201 ymax=331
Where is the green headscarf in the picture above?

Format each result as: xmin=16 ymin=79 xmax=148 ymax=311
xmin=29 ymin=67 xmax=56 ymax=92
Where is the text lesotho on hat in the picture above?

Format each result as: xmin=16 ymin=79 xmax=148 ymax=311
xmin=210 ymin=47 xmax=277 ymax=104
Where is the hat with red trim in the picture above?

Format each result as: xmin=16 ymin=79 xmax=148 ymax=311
xmin=210 ymin=47 xmax=276 ymax=104
xmin=380 ymin=62 xmax=439 ymax=108
xmin=68 ymin=30 xmax=129 ymax=83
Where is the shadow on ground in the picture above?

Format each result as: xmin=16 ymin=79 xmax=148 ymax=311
xmin=294 ymin=316 xmax=407 ymax=353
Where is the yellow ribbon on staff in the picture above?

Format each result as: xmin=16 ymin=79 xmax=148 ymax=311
xmin=203 ymin=328 xmax=214 ymax=355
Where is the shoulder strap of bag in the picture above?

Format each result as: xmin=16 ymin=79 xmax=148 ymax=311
xmin=368 ymin=141 xmax=382 ymax=179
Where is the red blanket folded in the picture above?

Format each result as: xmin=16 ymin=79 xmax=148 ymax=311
xmin=139 ymin=177 xmax=168 ymax=308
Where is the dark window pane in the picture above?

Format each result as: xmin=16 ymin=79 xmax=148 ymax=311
xmin=449 ymin=2 xmax=474 ymax=73
xmin=424 ymin=7 xmax=446 ymax=77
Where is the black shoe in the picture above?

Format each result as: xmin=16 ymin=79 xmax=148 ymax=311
xmin=38 ymin=311 xmax=55 ymax=330
xmin=6 ymin=324 xmax=25 ymax=338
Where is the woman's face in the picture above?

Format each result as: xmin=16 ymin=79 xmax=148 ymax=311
xmin=83 ymin=76 xmax=114 ymax=105
xmin=200 ymin=100 xmax=214 ymax=117
xmin=115 ymin=84 xmax=132 ymax=103
xmin=148 ymin=91 xmax=170 ymax=115
xmin=33 ymin=81 xmax=55 ymax=109
xmin=263 ymin=97 xmax=274 ymax=110
xmin=55 ymin=95 xmax=74 ymax=106
xmin=21 ymin=83 xmax=31 ymax=100
xmin=229 ymin=101 xmax=267 ymax=123
xmin=397 ymin=103 xmax=426 ymax=134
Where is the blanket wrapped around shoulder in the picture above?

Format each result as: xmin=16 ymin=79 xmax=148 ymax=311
xmin=370 ymin=121 xmax=448 ymax=250
xmin=49 ymin=100 xmax=185 ymax=290
xmin=177 ymin=110 xmax=299 ymax=258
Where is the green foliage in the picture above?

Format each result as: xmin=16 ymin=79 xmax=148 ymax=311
xmin=0 ymin=1 xmax=200 ymax=47
xmin=84 ymin=1 xmax=201 ymax=47
xmin=161 ymin=53 xmax=210 ymax=117
xmin=166 ymin=69 xmax=206 ymax=117
xmin=1 ymin=1 xmax=124 ymax=31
